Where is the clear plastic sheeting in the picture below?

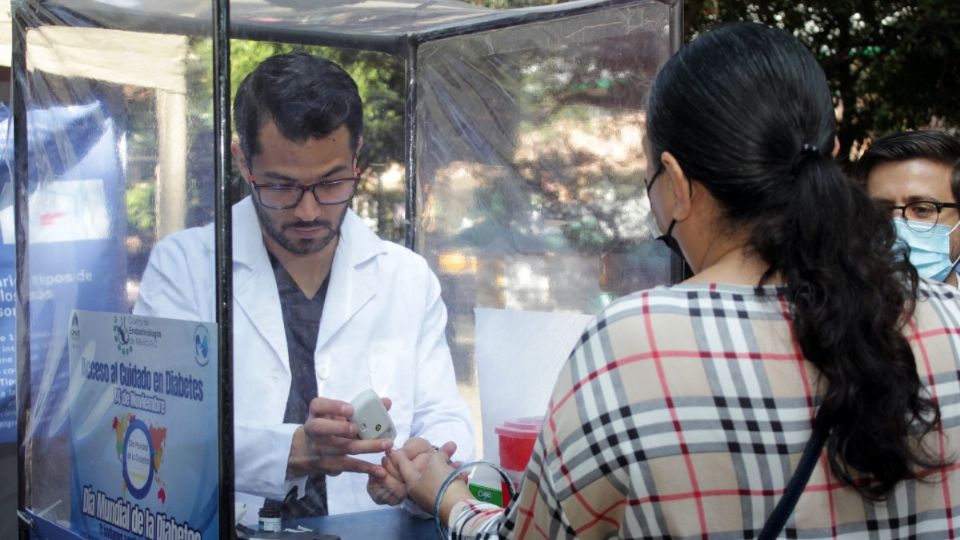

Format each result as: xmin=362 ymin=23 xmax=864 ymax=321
xmin=42 ymin=0 xmax=648 ymax=51
xmin=46 ymin=0 xmax=497 ymax=38
xmin=11 ymin=0 xmax=679 ymax=535
xmin=417 ymin=2 xmax=674 ymax=382
xmin=14 ymin=0 xmax=216 ymax=535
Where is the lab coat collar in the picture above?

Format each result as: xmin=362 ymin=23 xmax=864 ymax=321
xmin=315 ymin=206 xmax=385 ymax=352
xmin=230 ymin=196 xmax=386 ymax=368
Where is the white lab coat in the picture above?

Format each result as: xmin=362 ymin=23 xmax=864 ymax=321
xmin=134 ymin=196 xmax=474 ymax=520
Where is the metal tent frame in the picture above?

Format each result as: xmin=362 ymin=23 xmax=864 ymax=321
xmin=12 ymin=0 xmax=682 ymax=537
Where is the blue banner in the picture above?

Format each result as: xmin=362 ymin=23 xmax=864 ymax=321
xmin=67 ymin=311 xmax=219 ymax=540
xmin=0 ymin=100 xmax=126 ymax=444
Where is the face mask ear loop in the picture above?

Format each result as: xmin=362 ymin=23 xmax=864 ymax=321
xmin=944 ymin=220 xmax=960 ymax=270
xmin=948 ymin=255 xmax=960 ymax=277
xmin=947 ymin=218 xmax=960 ymax=236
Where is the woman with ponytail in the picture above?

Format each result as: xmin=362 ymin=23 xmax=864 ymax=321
xmin=390 ymin=22 xmax=960 ymax=538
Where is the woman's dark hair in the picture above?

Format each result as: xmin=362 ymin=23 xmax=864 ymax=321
xmin=646 ymin=22 xmax=944 ymax=498
xmin=233 ymin=51 xmax=363 ymax=163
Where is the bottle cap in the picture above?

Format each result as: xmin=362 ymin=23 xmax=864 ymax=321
xmin=258 ymin=505 xmax=281 ymax=518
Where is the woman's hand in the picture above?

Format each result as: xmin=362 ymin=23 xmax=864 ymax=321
xmin=368 ymin=437 xmax=457 ymax=506
xmin=389 ymin=439 xmax=471 ymax=522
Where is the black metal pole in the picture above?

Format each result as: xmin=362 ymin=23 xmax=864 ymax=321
xmin=212 ymin=0 xmax=235 ymax=536
xmin=403 ymin=43 xmax=418 ymax=251
xmin=668 ymin=0 xmax=690 ymax=282
xmin=11 ymin=1 xmax=30 ymax=537
xmin=669 ymin=0 xmax=683 ymax=58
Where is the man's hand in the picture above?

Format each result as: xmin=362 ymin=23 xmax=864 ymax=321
xmin=287 ymin=397 xmax=394 ymax=480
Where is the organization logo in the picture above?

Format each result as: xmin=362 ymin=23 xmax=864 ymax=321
xmin=113 ymin=315 xmax=132 ymax=355
xmin=193 ymin=325 xmax=210 ymax=367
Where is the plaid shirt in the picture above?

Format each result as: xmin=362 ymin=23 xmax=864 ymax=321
xmin=450 ymin=281 xmax=960 ymax=539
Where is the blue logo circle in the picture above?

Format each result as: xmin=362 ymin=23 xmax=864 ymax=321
xmin=122 ymin=419 xmax=154 ymax=500
xmin=194 ymin=325 xmax=211 ymax=367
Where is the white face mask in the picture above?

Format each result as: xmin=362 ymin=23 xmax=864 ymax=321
xmin=893 ymin=217 xmax=960 ymax=281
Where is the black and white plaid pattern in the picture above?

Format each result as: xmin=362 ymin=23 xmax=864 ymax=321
xmin=451 ymin=281 xmax=960 ymax=539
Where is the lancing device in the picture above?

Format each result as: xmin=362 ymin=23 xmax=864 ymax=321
xmin=349 ymin=389 xmax=397 ymax=441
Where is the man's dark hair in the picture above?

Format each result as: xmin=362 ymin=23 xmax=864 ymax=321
xmin=855 ymin=130 xmax=960 ymax=201
xmin=233 ymin=51 xmax=363 ymax=163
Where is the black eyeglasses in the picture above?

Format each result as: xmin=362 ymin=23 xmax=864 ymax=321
xmin=250 ymin=175 xmax=360 ymax=210
xmin=644 ymin=163 xmax=665 ymax=195
xmin=886 ymin=200 xmax=960 ymax=233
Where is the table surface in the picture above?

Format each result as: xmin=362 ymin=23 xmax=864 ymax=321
xmin=293 ymin=507 xmax=438 ymax=540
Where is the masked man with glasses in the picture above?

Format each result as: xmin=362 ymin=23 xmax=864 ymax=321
xmin=857 ymin=130 xmax=960 ymax=286
xmin=134 ymin=52 xmax=474 ymax=525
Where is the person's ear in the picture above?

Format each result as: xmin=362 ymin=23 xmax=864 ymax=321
xmin=832 ymin=136 xmax=841 ymax=158
xmin=231 ymin=140 xmax=253 ymax=185
xmin=660 ymin=151 xmax=693 ymax=222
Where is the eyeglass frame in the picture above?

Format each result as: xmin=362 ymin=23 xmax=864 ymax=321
xmin=251 ymin=175 xmax=360 ymax=209
xmin=886 ymin=200 xmax=960 ymax=232
xmin=243 ymin=148 xmax=362 ymax=210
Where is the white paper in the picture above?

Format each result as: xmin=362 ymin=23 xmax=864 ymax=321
xmin=475 ymin=308 xmax=593 ymax=465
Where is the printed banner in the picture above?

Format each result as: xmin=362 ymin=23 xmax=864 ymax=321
xmin=67 ymin=310 xmax=218 ymax=539
xmin=0 ymin=100 xmax=127 ymax=444
xmin=0 ymin=244 xmax=13 ymax=441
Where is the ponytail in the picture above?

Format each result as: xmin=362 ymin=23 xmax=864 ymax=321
xmin=752 ymin=155 xmax=943 ymax=498
xmin=646 ymin=22 xmax=949 ymax=497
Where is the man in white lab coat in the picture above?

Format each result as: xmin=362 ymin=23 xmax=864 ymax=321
xmin=134 ymin=52 xmax=474 ymax=522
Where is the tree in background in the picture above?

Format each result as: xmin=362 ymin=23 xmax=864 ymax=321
xmin=217 ymin=0 xmax=959 ymax=255
xmin=685 ymin=0 xmax=960 ymax=163
xmin=211 ymin=1 xmax=959 ymax=188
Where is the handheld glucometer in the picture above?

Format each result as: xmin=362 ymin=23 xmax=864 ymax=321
xmin=349 ymin=389 xmax=397 ymax=441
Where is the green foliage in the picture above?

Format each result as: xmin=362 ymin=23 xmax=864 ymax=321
xmin=126 ymin=182 xmax=155 ymax=234
xmin=226 ymin=40 xmax=405 ymax=170
xmin=685 ymin=0 xmax=960 ymax=162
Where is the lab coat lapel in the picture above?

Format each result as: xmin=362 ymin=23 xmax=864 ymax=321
xmin=231 ymin=197 xmax=289 ymax=371
xmin=315 ymin=210 xmax=383 ymax=353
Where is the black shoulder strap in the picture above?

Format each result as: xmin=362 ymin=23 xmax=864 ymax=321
xmin=757 ymin=427 xmax=828 ymax=539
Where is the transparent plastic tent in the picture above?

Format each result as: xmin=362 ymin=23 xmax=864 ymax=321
xmin=11 ymin=0 xmax=681 ymax=537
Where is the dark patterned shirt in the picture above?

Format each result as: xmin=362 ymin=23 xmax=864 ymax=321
xmin=263 ymin=255 xmax=330 ymax=519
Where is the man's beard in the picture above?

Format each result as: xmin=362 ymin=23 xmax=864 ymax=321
xmin=254 ymin=202 xmax=348 ymax=255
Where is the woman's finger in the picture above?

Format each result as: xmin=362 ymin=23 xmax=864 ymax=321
xmin=390 ymin=446 xmax=422 ymax=485
xmin=439 ymin=440 xmax=458 ymax=459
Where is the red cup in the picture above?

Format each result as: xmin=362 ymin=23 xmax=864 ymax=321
xmin=500 ymin=468 xmax=524 ymax=507
xmin=496 ymin=420 xmax=542 ymax=506
xmin=495 ymin=423 xmax=539 ymax=473
xmin=504 ymin=416 xmax=543 ymax=431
